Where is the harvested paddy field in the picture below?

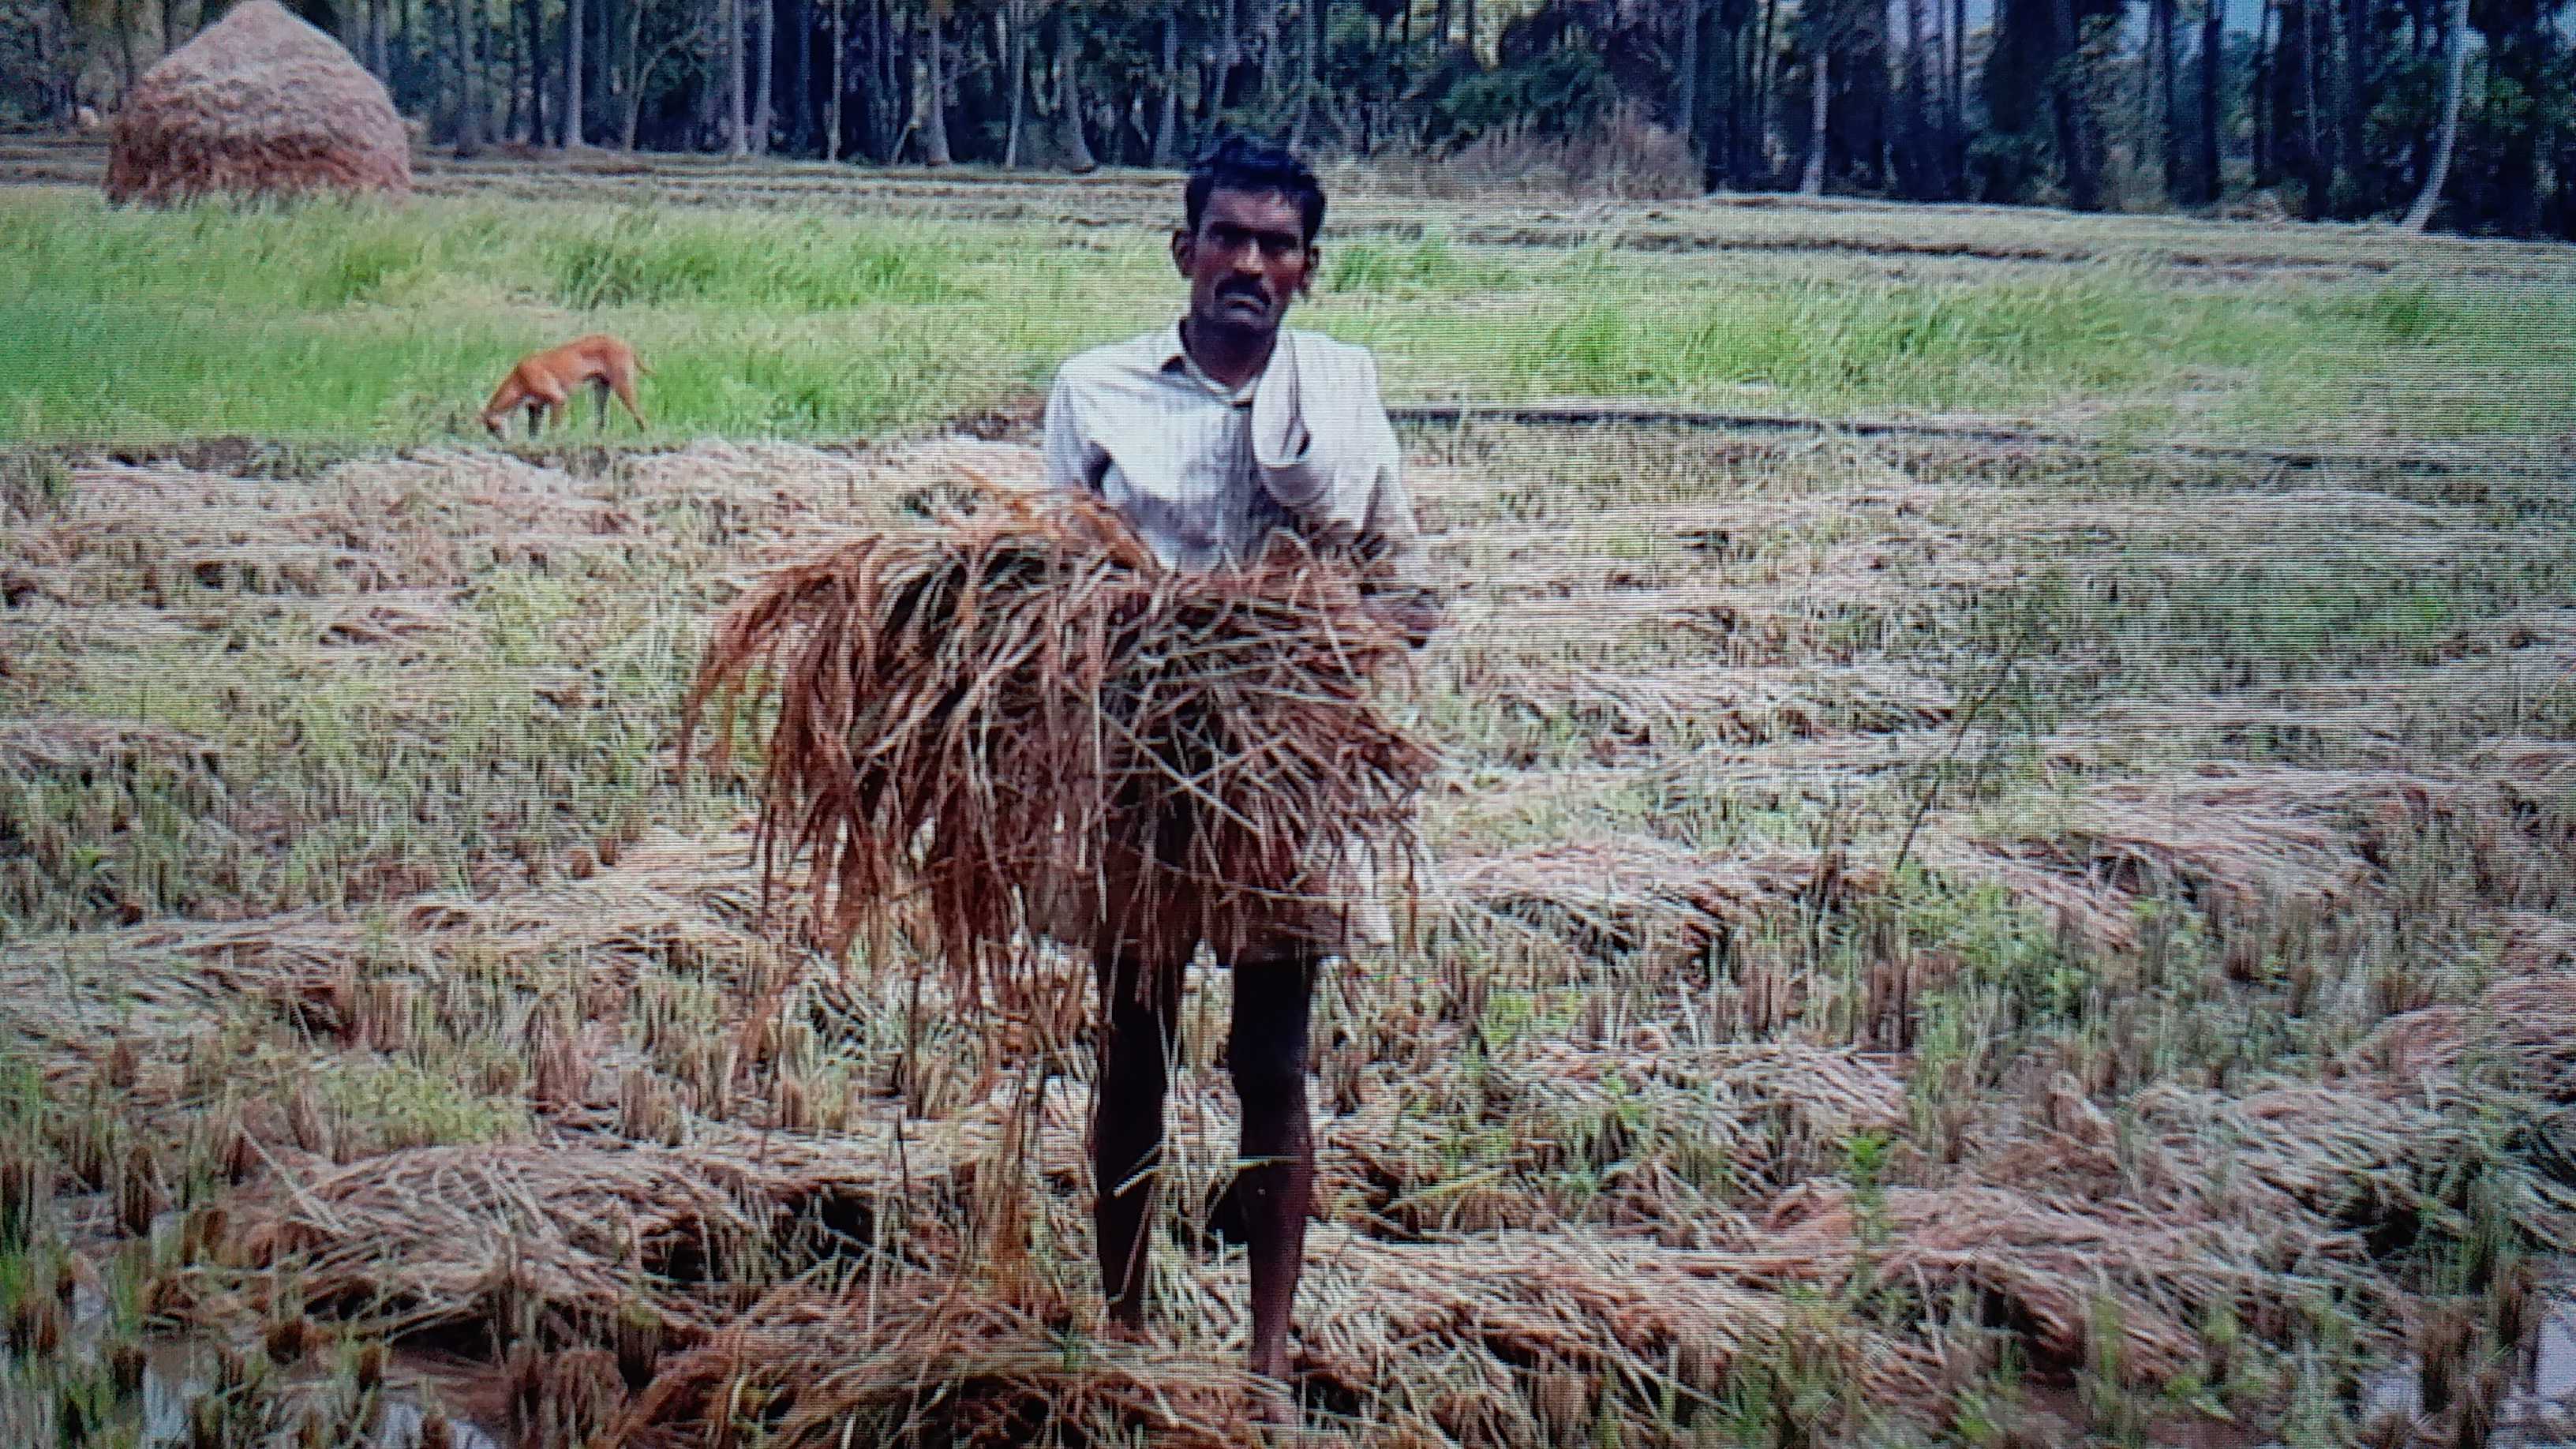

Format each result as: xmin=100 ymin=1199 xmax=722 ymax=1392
xmin=2 ymin=167 xmax=2575 ymax=1447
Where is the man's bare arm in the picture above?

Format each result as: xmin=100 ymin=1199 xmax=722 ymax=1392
xmin=1351 ymin=358 xmax=1446 ymax=647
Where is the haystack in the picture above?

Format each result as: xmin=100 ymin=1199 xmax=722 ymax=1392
xmin=683 ymin=485 xmax=1434 ymax=1013
xmin=105 ymin=0 xmax=410 ymax=206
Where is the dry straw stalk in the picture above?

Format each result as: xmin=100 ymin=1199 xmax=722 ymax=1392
xmin=683 ymin=485 xmax=1437 ymax=1011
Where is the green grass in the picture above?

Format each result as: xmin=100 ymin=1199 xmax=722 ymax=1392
xmin=3 ymin=188 xmax=2572 ymax=447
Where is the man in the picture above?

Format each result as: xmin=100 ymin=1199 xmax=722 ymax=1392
xmin=1038 ymin=134 xmax=1441 ymax=1412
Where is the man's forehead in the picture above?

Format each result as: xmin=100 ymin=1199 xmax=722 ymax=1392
xmin=1196 ymin=186 xmax=1307 ymax=233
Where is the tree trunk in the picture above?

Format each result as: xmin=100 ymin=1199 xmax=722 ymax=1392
xmin=503 ymin=3 xmax=522 ymax=138
xmin=451 ymin=0 xmax=485 ymax=154
xmin=859 ymin=0 xmax=885 ymax=159
xmin=1799 ymin=42 xmax=1825 ymax=193
xmin=32 ymin=0 xmax=57 ymax=126
xmin=2198 ymin=0 xmax=2222 ymax=200
xmin=752 ymin=0 xmax=773 ymax=152
xmin=2149 ymin=0 xmax=2174 ymax=198
xmin=620 ymin=2 xmax=649 ymax=145
xmin=2298 ymin=0 xmax=2324 ymax=215
xmin=1937 ymin=0 xmax=1957 ymax=174
xmin=1284 ymin=0 xmax=1306 ymax=144
xmin=919 ymin=7 xmax=950 ymax=164
xmin=376 ymin=0 xmax=394 ymax=77
xmin=717 ymin=0 xmax=742 ymax=151
xmin=1676 ymin=0 xmax=1700 ymax=153
xmin=1001 ymin=0 xmax=1027 ymax=163
xmin=882 ymin=0 xmax=901 ymax=160
xmin=791 ymin=0 xmax=811 ymax=150
xmin=2338 ymin=0 xmax=2364 ymax=212
xmin=1715 ymin=15 xmax=1739 ymax=184
xmin=2399 ymin=0 xmax=2466 ymax=230
xmin=1214 ymin=0 xmax=1241 ymax=114
xmin=1751 ymin=0 xmax=1778 ymax=179
xmin=825 ymin=0 xmax=844 ymax=156
xmin=1901 ymin=0 xmax=1928 ymax=195
xmin=1055 ymin=4 xmax=1094 ymax=170
xmin=520 ymin=0 xmax=543 ymax=142
xmin=2252 ymin=0 xmax=2272 ymax=180
xmin=1297 ymin=0 xmax=1324 ymax=146
xmin=565 ymin=0 xmax=586 ymax=144
xmin=585 ymin=0 xmax=601 ymax=139
xmin=1151 ymin=0 xmax=1179 ymax=166
xmin=605 ymin=0 xmax=625 ymax=133
xmin=2047 ymin=0 xmax=2099 ymax=208
xmin=111 ymin=0 xmax=137 ymax=96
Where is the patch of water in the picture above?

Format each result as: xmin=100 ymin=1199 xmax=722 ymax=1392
xmin=2361 ymin=1290 xmax=2576 ymax=1447
xmin=66 ymin=1275 xmax=506 ymax=1449
xmin=135 ymin=1339 xmax=505 ymax=1449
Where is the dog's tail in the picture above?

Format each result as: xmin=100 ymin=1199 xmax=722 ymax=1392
xmin=635 ymin=355 xmax=654 ymax=376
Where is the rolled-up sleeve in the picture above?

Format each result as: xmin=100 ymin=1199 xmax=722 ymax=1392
xmin=1041 ymin=369 xmax=1099 ymax=496
xmin=1254 ymin=342 xmax=1433 ymax=587
xmin=1249 ymin=339 xmax=1330 ymax=516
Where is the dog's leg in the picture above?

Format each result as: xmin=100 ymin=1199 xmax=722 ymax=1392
xmin=611 ymin=369 xmax=648 ymax=430
xmin=530 ymin=382 xmax=569 ymax=437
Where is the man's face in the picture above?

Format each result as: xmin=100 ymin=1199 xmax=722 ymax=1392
xmin=1173 ymin=186 xmax=1316 ymax=340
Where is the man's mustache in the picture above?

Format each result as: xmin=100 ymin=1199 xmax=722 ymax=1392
xmin=1219 ymin=282 xmax=1271 ymax=305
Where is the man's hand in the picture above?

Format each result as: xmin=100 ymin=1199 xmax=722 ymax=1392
xmin=1361 ymin=590 xmax=1446 ymax=650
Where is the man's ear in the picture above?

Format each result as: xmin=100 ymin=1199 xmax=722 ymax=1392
xmin=1297 ymin=246 xmax=1320 ymax=298
xmin=1170 ymin=227 xmax=1195 ymax=276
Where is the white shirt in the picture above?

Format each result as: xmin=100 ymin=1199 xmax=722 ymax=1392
xmin=1040 ymin=322 xmax=1434 ymax=595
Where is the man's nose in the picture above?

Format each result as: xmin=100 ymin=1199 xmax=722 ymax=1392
xmin=1225 ymin=238 xmax=1266 ymax=272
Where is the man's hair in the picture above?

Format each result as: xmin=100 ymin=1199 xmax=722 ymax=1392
xmin=1183 ymin=133 xmax=1327 ymax=245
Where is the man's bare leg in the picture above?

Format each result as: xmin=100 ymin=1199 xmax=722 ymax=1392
xmin=1090 ymin=948 xmax=1180 ymax=1335
xmin=1227 ymin=949 xmax=1318 ymax=1383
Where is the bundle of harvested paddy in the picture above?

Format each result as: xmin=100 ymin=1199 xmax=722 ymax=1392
xmin=2362 ymin=974 xmax=2576 ymax=1106
xmin=202 ymin=1119 xmax=1039 ymax=1346
xmin=683 ymin=486 xmax=1436 ymax=1006
xmin=608 ymin=1223 xmax=1940 ymax=1448
xmin=1756 ymin=1181 xmax=2264 ymax=1383
xmin=610 ymin=1277 xmax=1267 ymax=1448
xmin=211 ymin=1144 xmax=773 ymax=1342
xmin=1440 ymin=839 xmax=1871 ymax=964
xmin=1325 ymin=1040 xmax=1908 ymax=1232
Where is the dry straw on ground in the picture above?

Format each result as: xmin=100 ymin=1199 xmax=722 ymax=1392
xmin=683 ymin=485 xmax=1437 ymax=1012
xmin=103 ymin=0 xmax=411 ymax=206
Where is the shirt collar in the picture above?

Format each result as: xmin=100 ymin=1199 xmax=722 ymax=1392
xmin=1159 ymin=320 xmax=1261 ymax=406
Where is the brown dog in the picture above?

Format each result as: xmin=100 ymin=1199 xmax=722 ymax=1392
xmin=480 ymin=334 xmax=651 ymax=439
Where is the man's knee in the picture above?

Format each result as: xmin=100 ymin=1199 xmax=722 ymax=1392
xmin=1098 ymin=1023 xmax=1174 ymax=1099
xmin=1227 ymin=1028 xmax=1308 ymax=1109
xmin=1226 ymin=949 xmax=1316 ymax=1103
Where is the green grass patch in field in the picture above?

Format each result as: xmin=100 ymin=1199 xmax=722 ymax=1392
xmin=320 ymin=1056 xmax=534 ymax=1151
xmin=2 ymin=189 xmax=2572 ymax=445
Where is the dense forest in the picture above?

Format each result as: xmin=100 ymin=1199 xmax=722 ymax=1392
xmin=2 ymin=0 xmax=2569 ymax=236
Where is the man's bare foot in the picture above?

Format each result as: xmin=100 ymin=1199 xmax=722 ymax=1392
xmin=1249 ymin=1374 xmax=1306 ymax=1443
xmin=1099 ymin=1320 xmax=1151 ymax=1349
